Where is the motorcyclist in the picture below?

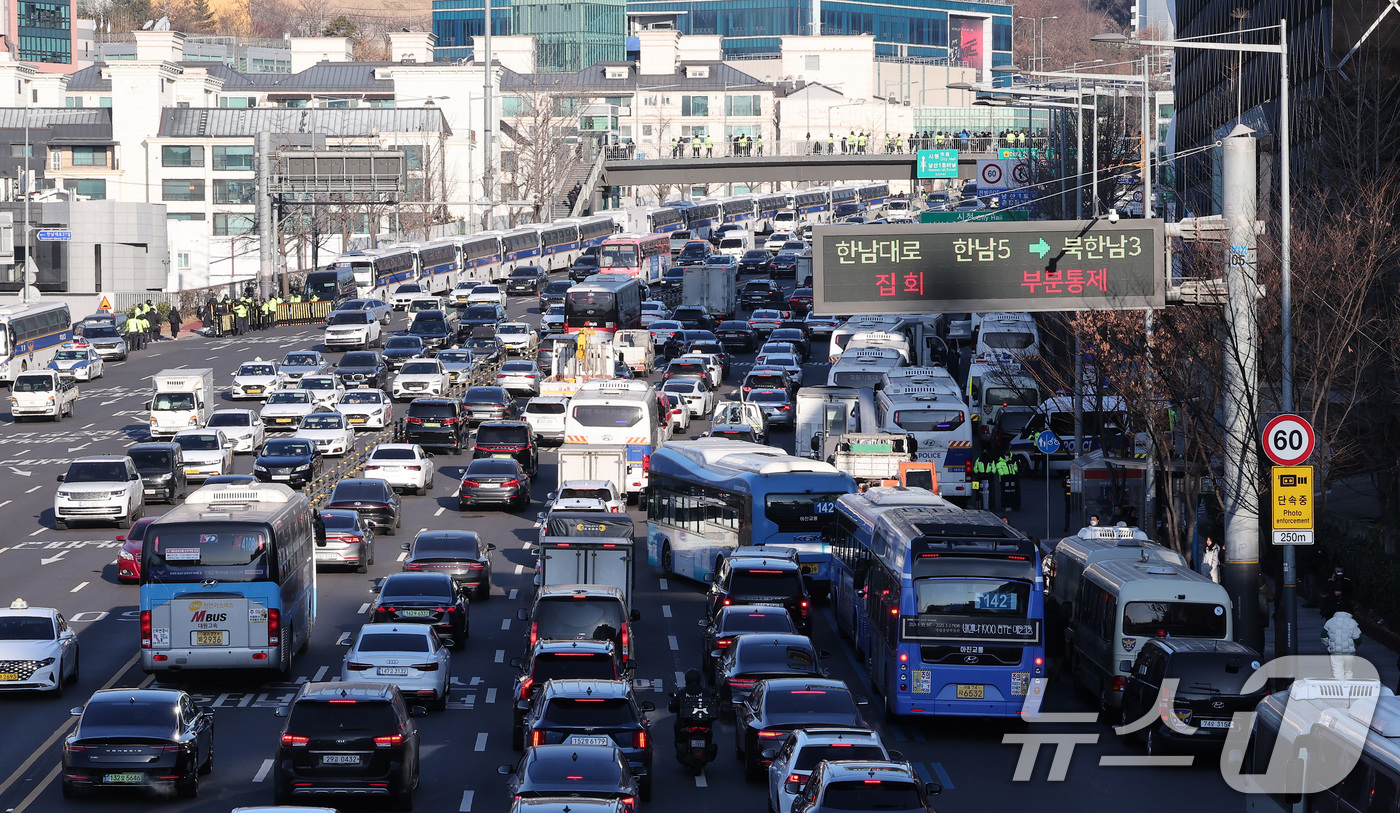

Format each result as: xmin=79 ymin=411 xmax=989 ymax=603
xmin=668 ymin=668 xmax=717 ymax=744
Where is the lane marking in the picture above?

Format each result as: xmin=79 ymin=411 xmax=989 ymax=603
xmin=81 ymin=422 xmax=95 ymax=429
xmin=359 ymin=602 xmax=370 ymax=614
xmin=501 ymin=618 xmax=511 ymax=630
xmin=25 ymin=486 xmax=41 ymax=494
xmin=474 ymin=732 xmax=488 ymax=751
xmin=514 ymin=563 xmax=523 ymax=575
xmin=435 ymin=507 xmax=445 ymax=516
xmin=460 ymin=790 xmax=475 ymax=812
xmin=313 ymin=665 xmax=329 ymax=682
xmin=70 ymin=581 xmax=88 ymax=593
xmin=0 ymin=500 xmax=10 ymax=509
xmin=508 ymin=588 xmax=518 ymax=600
xmin=29 ymin=528 xmax=44 ymax=536
xmin=10 ymin=762 xmax=62 ymax=813
xmin=485 ymin=688 xmax=497 ymax=704
xmin=336 ymin=631 xmax=352 ymax=645
xmin=494 ymin=649 xmax=505 ymax=663
xmin=397 ymin=551 xmax=407 ymax=562
xmin=658 ymin=578 xmax=668 ymax=591
xmin=253 ymin=758 xmax=274 ymax=783
xmin=675 ymin=671 xmax=685 ymax=688
xmin=662 ymin=605 xmax=672 ymax=618
xmin=668 ymin=635 xmax=679 ymax=651
xmin=931 ymin=762 xmax=955 ymax=790
xmin=695 ymin=771 xmax=708 ymax=787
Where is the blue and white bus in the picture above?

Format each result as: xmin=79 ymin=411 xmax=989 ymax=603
xmin=858 ymin=182 xmax=891 ymax=208
xmin=332 ymin=247 xmax=416 ymax=293
xmin=568 ymin=215 xmax=617 ymax=251
xmin=498 ymin=228 xmax=543 ymax=279
xmin=0 ymin=301 xmax=72 ymax=383
xmin=451 ymin=234 xmax=502 ymax=286
xmin=828 ymin=489 xmax=1045 ymax=719
xmin=413 ymin=241 xmax=460 ymax=294
xmin=794 ymin=189 xmax=829 ymax=220
xmin=644 ymin=206 xmax=686 ymax=234
xmin=646 ymin=439 xmax=855 ymax=593
xmin=720 ymin=196 xmax=755 ymax=226
xmin=753 ymin=194 xmax=787 ymax=229
xmin=139 ymin=483 xmax=316 ymax=677
xmin=534 ymin=222 xmax=581 ymax=272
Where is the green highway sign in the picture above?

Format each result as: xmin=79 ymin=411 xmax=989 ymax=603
xmin=916 ymin=149 xmax=959 ymax=179
xmin=813 ymin=219 xmax=1166 ymax=315
xmin=918 ymin=210 xmax=1029 ymax=224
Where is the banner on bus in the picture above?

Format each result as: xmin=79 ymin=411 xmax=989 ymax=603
xmin=901 ymin=615 xmax=1040 ymax=644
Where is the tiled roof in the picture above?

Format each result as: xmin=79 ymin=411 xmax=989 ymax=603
xmin=500 ymin=61 xmax=771 ymax=93
xmin=157 ymin=107 xmax=448 ymax=138
xmin=0 ymin=108 xmax=111 ymax=128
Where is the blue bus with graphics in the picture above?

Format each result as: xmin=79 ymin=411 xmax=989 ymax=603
xmin=412 ymin=241 xmax=460 ymax=294
xmin=646 ymin=439 xmax=855 ymax=594
xmin=828 ymin=488 xmax=1045 ymax=719
xmin=139 ymin=483 xmax=316 ymax=677
xmin=0 ymin=301 xmax=72 ymax=383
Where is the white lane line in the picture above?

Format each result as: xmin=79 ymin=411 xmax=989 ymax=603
xmin=460 ymin=790 xmax=475 ymax=812
xmin=359 ymin=602 xmax=370 ymax=614
xmin=397 ymin=551 xmax=407 ymax=562
xmin=336 ymin=631 xmax=351 ymax=646
xmin=662 ymin=605 xmax=672 ymax=618
xmin=25 ymin=486 xmax=41 ymax=494
xmin=70 ymin=582 xmax=88 ymax=593
xmin=695 ymin=772 xmax=708 ymax=787
xmin=500 ymin=618 xmax=511 ymax=630
xmin=675 ymin=671 xmax=685 ymax=688
xmin=0 ymin=500 xmax=10 ymax=509
xmin=435 ymin=507 xmax=445 ymax=516
xmin=668 ymin=635 xmax=679 ymax=651
xmin=508 ymin=588 xmax=518 ymax=600
xmin=313 ymin=666 xmax=329 ymax=681
xmin=205 ymin=355 xmax=219 ymax=362
xmin=659 ymin=578 xmax=668 ymax=590
xmin=253 ymin=758 xmax=274 ymax=783
xmin=494 ymin=649 xmax=505 ymax=663
xmin=514 ymin=563 xmax=523 ymax=575
xmin=81 ymin=422 xmax=95 ymax=429
xmin=28 ymin=528 xmax=44 ymax=536
xmin=474 ymin=732 xmax=488 ymax=752
xmin=485 ymin=688 xmax=497 ymax=704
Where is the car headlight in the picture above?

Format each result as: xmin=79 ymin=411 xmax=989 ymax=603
xmin=109 ymin=490 xmax=128 ymax=498
xmin=294 ymin=464 xmax=312 ymax=472
xmin=119 ymin=550 xmax=135 ymax=561
xmin=57 ymin=491 xmax=72 ymax=499
xmin=253 ymin=465 xmax=267 ymax=472
xmin=36 ymin=658 xmax=55 ymax=667
xmin=152 ymin=473 xmax=173 ymax=481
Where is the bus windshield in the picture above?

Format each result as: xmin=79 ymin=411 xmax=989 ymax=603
xmin=567 ymin=291 xmax=616 ymax=318
xmin=143 ymin=522 xmax=271 ymax=583
xmin=600 ymin=245 xmax=639 ymax=268
xmin=892 ymin=409 xmax=965 ymax=432
xmin=1122 ymin=601 xmax=1228 ymax=638
xmin=916 ymin=578 xmax=1030 ymax=617
xmin=763 ymin=493 xmax=842 ymax=533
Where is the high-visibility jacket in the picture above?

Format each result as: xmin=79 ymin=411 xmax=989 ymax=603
xmin=704 ymin=136 xmax=713 ymax=150
xmin=896 ymin=136 xmax=905 ymax=150
xmin=857 ymin=134 xmax=867 ymax=149
xmin=125 ymin=319 xmax=142 ymax=334
xmin=754 ymin=137 xmax=763 ymax=150
xmin=691 ymin=136 xmax=701 ymax=150
xmin=233 ymin=303 xmax=248 ymax=318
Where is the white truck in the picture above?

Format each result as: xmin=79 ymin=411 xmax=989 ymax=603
xmin=535 ymin=512 xmax=636 ymax=611
xmin=540 ymin=330 xmax=617 ymax=399
xmin=828 ymin=432 xmax=916 ymax=487
xmin=10 ymin=370 xmax=78 ymax=421
xmin=682 ymin=263 xmax=737 ymax=321
xmin=148 ymin=368 xmax=214 ymax=439
xmin=558 ymin=446 xmax=629 ymax=496
xmin=614 ymin=329 xmax=655 ymax=376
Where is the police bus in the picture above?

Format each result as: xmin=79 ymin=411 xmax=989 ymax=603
xmin=874 ymin=380 xmax=974 ymax=505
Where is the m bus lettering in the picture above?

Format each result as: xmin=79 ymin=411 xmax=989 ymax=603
xmin=191 ymin=611 xmax=227 ymax=623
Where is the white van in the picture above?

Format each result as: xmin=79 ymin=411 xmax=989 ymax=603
xmin=828 ymin=316 xmax=905 ymax=363
xmin=845 ymin=330 xmax=911 ymax=365
xmin=716 ymin=233 xmax=751 ymax=260
xmin=964 ymin=361 xmax=1040 ymax=440
xmin=974 ymin=312 xmax=1041 ymax=365
xmin=772 ymin=209 xmax=799 ymax=231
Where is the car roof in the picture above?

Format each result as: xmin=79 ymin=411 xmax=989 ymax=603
xmin=734 ymin=634 xmax=813 ymax=651
xmin=759 ymin=677 xmax=851 ymax=694
xmin=71 ymin=455 xmax=130 ymax=463
xmin=357 ymin=623 xmax=434 ymax=639
xmin=128 ymin=442 xmax=180 ymax=451
xmin=819 ymin=761 xmax=917 ymax=781
xmin=537 ymin=584 xmax=626 ymax=601
xmin=787 ymin=727 xmax=883 ymax=746
xmin=718 ymin=604 xmax=793 ymax=618
xmin=541 ymin=679 xmax=633 ymax=699
xmin=1147 ymin=638 xmax=1259 ymax=656
xmin=532 ymin=639 xmax=617 ymax=656
xmin=86 ymin=687 xmax=186 ymax=705
xmin=296 ymin=681 xmax=399 ymax=702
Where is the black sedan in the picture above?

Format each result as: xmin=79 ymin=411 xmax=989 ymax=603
xmin=700 ymin=605 xmax=798 ymax=681
xmin=500 ymin=744 xmax=640 ymax=812
xmin=382 ymin=336 xmax=428 ymax=370
xmin=253 ymin=438 xmax=322 ymax=488
xmin=661 ymin=329 xmax=719 ymax=361
xmin=334 ymin=351 xmax=390 ymax=390
xmin=569 ymin=256 xmax=601 ymax=282
xmin=769 ymin=253 xmax=800 ymax=278
xmin=459 ymin=457 xmax=531 ymax=511
xmin=325 ymin=477 xmax=401 ymax=535
xmin=461 ymin=386 xmax=519 ymax=424
xmin=539 ymin=279 xmax=573 ymax=310
xmin=735 ymin=678 xmax=862 ymax=781
xmin=402 ymin=529 xmax=496 ymax=600
xmin=767 ymin=328 xmax=811 ymax=361
xmin=714 ymin=321 xmax=760 ymax=353
xmin=507 ymin=265 xmax=549 ymax=295
xmin=738 ymin=249 xmax=772 ymax=276
xmin=62 ymin=688 xmax=213 ymax=798
xmin=659 ymin=265 xmax=685 ymax=289
xmin=713 ymin=633 xmax=826 ymax=708
xmin=371 ymin=572 xmax=468 ymax=649
xmin=462 ymin=335 xmax=504 ymax=365
xmin=408 ymin=309 xmax=455 ymax=352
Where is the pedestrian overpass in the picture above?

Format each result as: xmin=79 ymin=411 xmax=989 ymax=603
xmin=599 ymin=149 xmax=997 ymax=187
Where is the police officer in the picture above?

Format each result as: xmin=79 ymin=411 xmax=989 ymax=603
xmin=754 ymin=135 xmax=763 ymax=157
xmin=670 ymin=136 xmax=678 ymax=158
xmin=971 ymin=451 xmax=994 ymax=511
xmin=896 ymin=133 xmax=905 ymax=153
xmin=827 ymin=133 xmax=835 ymax=154
xmin=884 ymin=134 xmax=892 ymax=153
xmin=691 ymin=134 xmax=701 ymax=158
xmin=233 ymin=298 xmax=249 ymax=335
xmin=124 ymin=310 xmax=145 ymax=350
xmin=705 ymin=134 xmax=714 ymax=158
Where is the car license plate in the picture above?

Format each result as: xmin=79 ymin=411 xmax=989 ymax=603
xmin=276 ymin=418 xmax=292 ymax=424
xmin=193 ymin=630 xmax=229 ymax=646
xmin=104 ymin=773 xmax=143 ymax=784
xmin=1199 ymin=719 xmax=1233 ymax=729
xmin=801 ymin=563 xmax=818 ymax=574
xmin=377 ymin=667 xmax=410 ymax=677
xmin=348 ymin=416 xmax=366 ymax=424
xmin=689 ymin=738 xmax=707 ymax=748
xmin=492 ymin=453 xmax=514 ymax=460
xmin=321 ymin=755 xmax=360 ymax=765
xmin=247 ymin=387 xmax=263 ymax=394
xmin=424 ymin=422 xmax=441 ymax=428
xmin=400 ymin=610 xmax=432 ymax=618
xmin=568 ymin=736 xmax=613 ymax=747
xmin=315 ymin=553 xmax=338 ymax=561
xmin=185 ymin=468 xmax=200 ymax=475
xmin=956 ymin=684 xmax=985 ymax=700
xmin=0 ymin=672 xmax=18 ymax=681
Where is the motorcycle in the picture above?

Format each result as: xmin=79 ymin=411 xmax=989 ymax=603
xmin=672 ymin=693 xmax=720 ymax=775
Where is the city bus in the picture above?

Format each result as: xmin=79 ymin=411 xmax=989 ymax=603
xmin=534 ymin=222 xmax=581 ymax=272
xmin=794 ymin=189 xmax=829 ymax=221
xmin=564 ymin=273 xmax=643 ymax=334
xmin=754 ymin=193 xmax=788 ymax=230
xmin=644 ymin=206 xmax=686 ymax=234
xmin=413 ymin=241 xmax=460 ymax=294
xmin=498 ymin=227 xmax=543 ymax=278
xmin=139 ymin=483 xmax=316 ymax=677
xmin=858 ymin=182 xmax=891 ymax=209
xmin=0 ymin=301 xmax=72 ymax=383
xmin=828 ymin=490 xmax=1046 ymax=719
xmin=567 ymin=215 xmax=618 ymax=251
xmin=682 ymin=200 xmax=722 ymax=238
xmin=599 ymin=233 xmax=671 ymax=283
xmin=331 ymin=247 xmax=416 ymax=293
xmin=451 ymin=233 xmax=502 ymax=286
xmin=720 ymin=196 xmax=755 ymax=227
xmin=646 ymin=439 xmax=856 ymax=593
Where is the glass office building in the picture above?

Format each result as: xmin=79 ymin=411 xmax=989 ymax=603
xmin=433 ymin=0 xmax=512 ymax=61
xmin=511 ymin=0 xmax=626 ymax=72
xmin=16 ymin=0 xmax=75 ymax=66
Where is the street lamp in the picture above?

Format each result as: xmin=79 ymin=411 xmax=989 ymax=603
xmin=1018 ymin=16 xmax=1058 ymax=71
xmin=826 ymin=100 xmax=866 ymax=150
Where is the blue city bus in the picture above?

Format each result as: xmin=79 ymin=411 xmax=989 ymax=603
xmin=535 ymin=222 xmax=581 ymax=272
xmin=645 ymin=206 xmax=686 ymax=234
xmin=413 ymin=241 xmax=460 ymax=294
xmin=332 ymin=247 xmax=416 ymax=292
xmin=754 ymin=194 xmax=787 ymax=225
xmin=139 ymin=483 xmax=316 ymax=677
xmin=570 ymin=215 xmax=617 ymax=250
xmin=859 ymin=182 xmax=891 ymax=208
xmin=828 ymin=488 xmax=1045 ymax=719
xmin=720 ymin=196 xmax=755 ymax=225
xmin=646 ymin=439 xmax=855 ymax=594
xmin=794 ymin=190 xmax=829 ymax=219
xmin=452 ymin=234 xmax=502 ymax=285
xmin=0 ymin=301 xmax=72 ymax=383
xmin=499 ymin=228 xmax=543 ymax=278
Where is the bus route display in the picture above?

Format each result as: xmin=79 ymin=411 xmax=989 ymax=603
xmin=812 ymin=220 xmax=1165 ymax=315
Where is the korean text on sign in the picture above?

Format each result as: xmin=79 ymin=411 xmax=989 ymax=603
xmin=1022 ymin=268 xmax=1108 ymax=294
xmin=834 ymin=239 xmax=923 ymax=265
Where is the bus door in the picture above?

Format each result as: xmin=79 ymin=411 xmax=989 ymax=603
xmin=818 ymin=402 xmax=851 ymax=460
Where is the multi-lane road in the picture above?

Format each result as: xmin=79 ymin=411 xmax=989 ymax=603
xmin=0 ymin=284 xmax=1249 ymax=813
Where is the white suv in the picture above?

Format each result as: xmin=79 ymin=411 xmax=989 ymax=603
xmin=323 ymin=310 xmax=382 ymax=350
xmin=54 ymin=455 xmax=144 ymax=530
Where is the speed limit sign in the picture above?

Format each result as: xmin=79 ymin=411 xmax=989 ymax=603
xmin=1262 ymin=414 xmax=1315 ymax=466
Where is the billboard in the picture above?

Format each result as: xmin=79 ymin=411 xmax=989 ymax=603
xmin=812 ymin=220 xmax=1166 ymax=315
xmin=949 ymin=16 xmax=984 ymax=70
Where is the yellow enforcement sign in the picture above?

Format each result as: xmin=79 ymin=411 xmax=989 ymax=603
xmin=1271 ymin=466 xmax=1313 ymax=531
xmin=577 ymin=329 xmax=592 ymax=360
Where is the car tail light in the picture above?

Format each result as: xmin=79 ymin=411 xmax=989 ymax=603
xmin=642 ymin=454 xmax=650 ymax=473
xmin=502 ymin=479 xmax=521 ymax=488
xmin=378 ymin=605 xmax=395 ymax=615
xmin=281 ymin=735 xmax=309 ymax=747
xmin=410 ymin=662 xmax=440 ymax=671
xmin=531 ymin=729 xmax=544 ymax=748
xmin=728 ymin=678 xmax=754 ymax=690
xmin=374 ymin=735 xmax=403 ymax=748
xmin=267 ymin=608 xmax=281 ymax=647
xmin=64 ymin=743 xmax=87 ymax=754
xmin=620 ymin=624 xmax=629 ymax=654
xmin=778 ymin=405 xmax=791 ymax=411
xmin=785 ymin=774 xmax=804 ymax=792
xmin=437 ymin=606 xmax=456 ymax=613
xmin=1112 ymin=675 xmax=1128 ymax=693
xmin=716 ymin=638 xmax=732 ymax=649
xmin=529 ymin=622 xmax=538 ymax=646
xmin=634 ymin=731 xmax=647 ymax=749
xmin=519 ymin=677 xmax=534 ymax=700
xmin=468 ymin=562 xmax=485 ymax=569
xmin=407 ymin=416 xmax=423 ymax=425
xmin=346 ymin=662 xmax=372 ymax=671
xmin=462 ymin=480 xmax=480 ymax=488
xmin=140 ymin=610 xmax=152 ymax=648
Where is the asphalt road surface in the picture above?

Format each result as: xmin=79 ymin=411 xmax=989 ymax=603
xmin=0 ymin=278 xmax=1250 ymax=813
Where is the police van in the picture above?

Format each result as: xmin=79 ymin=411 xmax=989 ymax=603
xmin=1046 ymin=525 xmax=1187 ymax=618
xmin=965 ymin=361 xmax=1040 ymax=441
xmin=973 ymin=312 xmax=1041 ymax=365
xmin=828 ymin=316 xmax=904 ymax=363
xmin=826 ymin=348 xmax=905 ymax=390
xmin=873 ymin=381 xmax=972 ymax=504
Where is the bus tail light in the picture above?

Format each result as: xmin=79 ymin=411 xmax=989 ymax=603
xmin=642 ymin=454 xmax=650 ymax=473
xmin=1112 ymin=675 xmax=1128 ymax=693
xmin=140 ymin=610 xmax=152 ymax=648
xmin=267 ymin=608 xmax=281 ymax=647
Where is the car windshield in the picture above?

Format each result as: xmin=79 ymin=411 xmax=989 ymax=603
xmin=662 ymin=381 xmax=696 ymax=394
xmin=208 ymin=413 xmax=251 ymax=427
xmin=410 ymin=318 xmax=448 ymax=334
xmin=340 ymin=353 xmax=378 ymax=367
xmin=439 ymin=352 xmax=472 ymax=364
xmin=465 ymin=306 xmax=498 ymax=320
xmin=819 ymin=780 xmax=921 ymax=811
xmin=720 ymin=611 xmax=795 ymax=635
xmin=54 ymin=350 xmax=88 ymax=361
xmin=329 ymin=312 xmax=370 ymax=325
xmin=340 ymin=391 xmax=383 ymax=404
xmin=730 ymin=568 xmax=803 ymax=598
xmin=283 ymin=353 xmax=319 ymax=366
xmin=984 ymin=387 xmax=1040 ymax=407
xmin=465 ymin=339 xmax=500 ymax=352
xmin=287 ymin=701 xmax=398 ymax=733
xmin=301 ymin=415 xmax=343 ymax=430
xmin=386 ymin=337 xmax=422 ymax=349
xmin=541 ymin=697 xmax=636 ymax=727
xmin=534 ymin=597 xmax=626 ymax=642
xmin=371 ymin=447 xmax=418 ymax=461
xmin=736 ymin=641 xmax=819 ymax=675
xmin=174 ymin=434 xmax=220 ymax=451
xmin=753 ymin=311 xmax=782 ymax=320
xmin=320 ymin=511 xmax=359 ymax=532
xmin=793 ymin=745 xmax=887 ymax=771
xmin=401 ymin=362 xmax=441 ymax=375
xmin=982 ymin=331 xmax=1035 ymax=350
xmin=467 ymin=459 xmax=519 ymax=476
xmin=238 ymin=364 xmax=276 ymax=376
xmin=499 ymin=324 xmax=529 ymax=335
xmin=0 ymin=616 xmax=53 ymax=639
xmin=152 ymin=392 xmax=196 ymax=410
xmin=892 ymin=409 xmax=966 ymax=433
xmin=144 ymin=521 xmax=270 ymax=582
xmin=409 ymin=300 xmax=439 ymax=312
xmin=83 ymin=325 xmax=119 ymax=338
xmin=380 ymin=575 xmax=453 ymax=600
xmin=264 ymin=440 xmax=314 ymax=457
xmin=545 ymin=281 xmax=572 ymax=293
xmin=128 ymin=449 xmax=173 ymax=469
xmin=358 ymin=632 xmax=431 ymax=653
xmin=472 ymin=286 xmax=499 ymax=296
xmin=711 ymin=428 xmax=754 ymax=440
xmin=301 ymin=379 xmax=336 ymax=390
xmin=396 ymin=284 xmax=423 ymax=294
xmin=465 ymin=388 xmax=506 ymax=403
xmin=560 ymin=487 xmax=613 ymax=502
xmin=501 ymin=361 xmax=534 ymax=372
xmin=476 ymin=425 xmax=529 ymax=444
xmin=14 ymin=376 xmax=53 ymax=392
xmin=767 ymin=687 xmax=855 ymax=716
xmin=268 ymin=392 xmax=310 ymax=404
xmin=758 ymin=355 xmax=799 ymax=367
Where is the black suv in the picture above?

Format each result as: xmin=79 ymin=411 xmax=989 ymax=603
xmin=741 ymin=280 xmax=784 ymax=310
xmin=382 ymin=336 xmax=427 ymax=370
xmin=509 ymin=640 xmax=626 ymax=750
xmin=521 ymin=680 xmax=656 ymax=800
xmin=539 ymin=279 xmax=573 ymax=310
xmin=126 ymin=442 xmax=187 ymax=503
xmin=408 ymin=309 xmax=455 ymax=352
xmin=715 ymin=321 xmax=760 ymax=353
xmin=272 ymin=682 xmax=425 ymax=809
xmin=507 ymin=265 xmax=549 ymax=295
xmin=334 ymin=351 xmax=390 ymax=390
xmin=569 ymin=256 xmax=601 ymax=282
xmin=706 ymin=555 xmax=811 ymax=634
xmin=325 ymin=478 xmax=401 ymax=535
xmin=472 ymin=420 xmax=539 ymax=475
xmin=671 ymin=306 xmax=716 ymax=331
xmin=1120 ymin=638 xmax=1265 ymax=755
xmin=404 ymin=398 xmax=468 ymax=453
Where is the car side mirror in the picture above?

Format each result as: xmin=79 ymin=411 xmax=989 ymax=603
xmin=497 ymin=765 xmax=515 ymax=776
xmin=697 ymin=619 xmax=707 ymax=627
xmin=56 ymin=474 xmax=65 ymax=482
xmin=703 ymin=573 xmax=715 ymax=583
xmin=400 ymin=542 xmax=411 ymax=551
xmin=517 ymin=608 xmax=529 ymax=621
xmin=486 ymin=543 xmax=497 ymax=552
xmin=889 ymin=750 xmax=904 ymax=761
xmin=641 ymin=701 xmax=656 ymax=712
xmin=61 ymin=629 xmax=76 ymax=640
xmin=924 ymin=782 xmax=943 ymax=797
xmin=130 ymin=472 xmax=140 ymax=481
xmin=409 ymin=706 xmax=429 ymax=718
xmin=760 ymin=749 xmax=777 ymax=761
xmin=629 ymin=609 xmax=641 ymax=623
xmin=370 ymin=583 xmax=381 ymax=594
xmin=274 ymin=706 xmax=289 ymax=717
xmin=70 ymin=706 xmax=84 ymax=716
xmin=818 ymin=650 xmax=832 ymax=659
xmin=509 ymin=656 xmax=524 ymax=669
xmin=710 ymin=649 xmax=722 ymax=661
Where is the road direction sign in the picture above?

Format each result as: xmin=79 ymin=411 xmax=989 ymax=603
xmin=1262 ymin=414 xmax=1315 ymax=466
xmin=1035 ymin=430 xmax=1062 ymax=455
xmin=813 ymin=220 xmax=1166 ymax=315
xmin=37 ymin=229 xmax=71 ymax=242
xmin=916 ymin=149 xmax=958 ymax=179
xmin=1271 ymin=465 xmax=1314 ymax=545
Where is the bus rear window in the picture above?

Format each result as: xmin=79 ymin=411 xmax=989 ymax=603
xmin=916 ymin=579 xmax=1029 ymax=617
xmin=892 ymin=409 xmax=965 ymax=432
xmin=570 ymin=405 xmax=642 ymax=427
xmin=763 ymin=493 xmax=841 ymax=533
xmin=1122 ymin=601 xmax=1228 ymax=638
xmin=982 ymin=331 xmax=1035 ymax=350
xmin=144 ymin=522 xmax=271 ymax=583
xmin=830 ymin=371 xmax=884 ymax=388
xmin=983 ymin=387 xmax=1040 ymax=407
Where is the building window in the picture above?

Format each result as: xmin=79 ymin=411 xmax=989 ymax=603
xmin=19 ymin=33 xmax=70 ymax=64
xmin=284 ymin=99 xmax=308 ymax=109
xmin=218 ymin=96 xmax=252 ymax=108
xmin=681 ymin=95 xmax=709 ymax=117
xmin=213 ymin=213 xmax=256 ymax=236
xmin=162 ymin=146 xmax=204 ymax=168
xmin=805 ymin=55 xmax=820 ymax=70
xmin=642 ymin=124 xmax=653 ymax=136
xmin=98 ymin=97 xmax=111 ymax=107
xmin=502 ymin=96 xmax=529 ymax=116
xmin=166 ymin=213 xmax=205 ymax=221
xmin=65 ymin=96 xmax=82 ymax=108
xmin=162 ymin=179 xmax=205 ymax=201
xmin=176 ymin=251 xmax=191 ymax=270
xmin=73 ymin=179 xmax=106 ymax=199
xmin=685 ymin=66 xmax=709 ymax=79
xmin=9 ymin=144 xmax=31 ymax=157
xmin=213 ymin=145 xmax=254 ymax=171
xmin=71 ymin=146 xmax=106 ymax=167
xmin=325 ymin=98 xmax=353 ymax=109
xmin=370 ymin=99 xmax=395 ymax=108
xmin=50 ymin=149 xmax=60 ymax=170
xmin=725 ymin=95 xmax=761 ymax=116
xmin=213 ymin=179 xmax=255 ymax=204
xmin=396 ymin=145 xmax=423 ymax=171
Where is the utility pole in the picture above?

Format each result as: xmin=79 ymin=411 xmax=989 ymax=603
xmin=482 ymin=0 xmax=494 ymax=231
xmin=256 ymin=131 xmax=276 ymax=298
xmin=1220 ymin=125 xmax=1262 ymax=651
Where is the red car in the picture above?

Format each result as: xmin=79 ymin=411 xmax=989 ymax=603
xmin=116 ymin=517 xmax=156 ymax=584
xmin=787 ymin=288 xmax=814 ymax=315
